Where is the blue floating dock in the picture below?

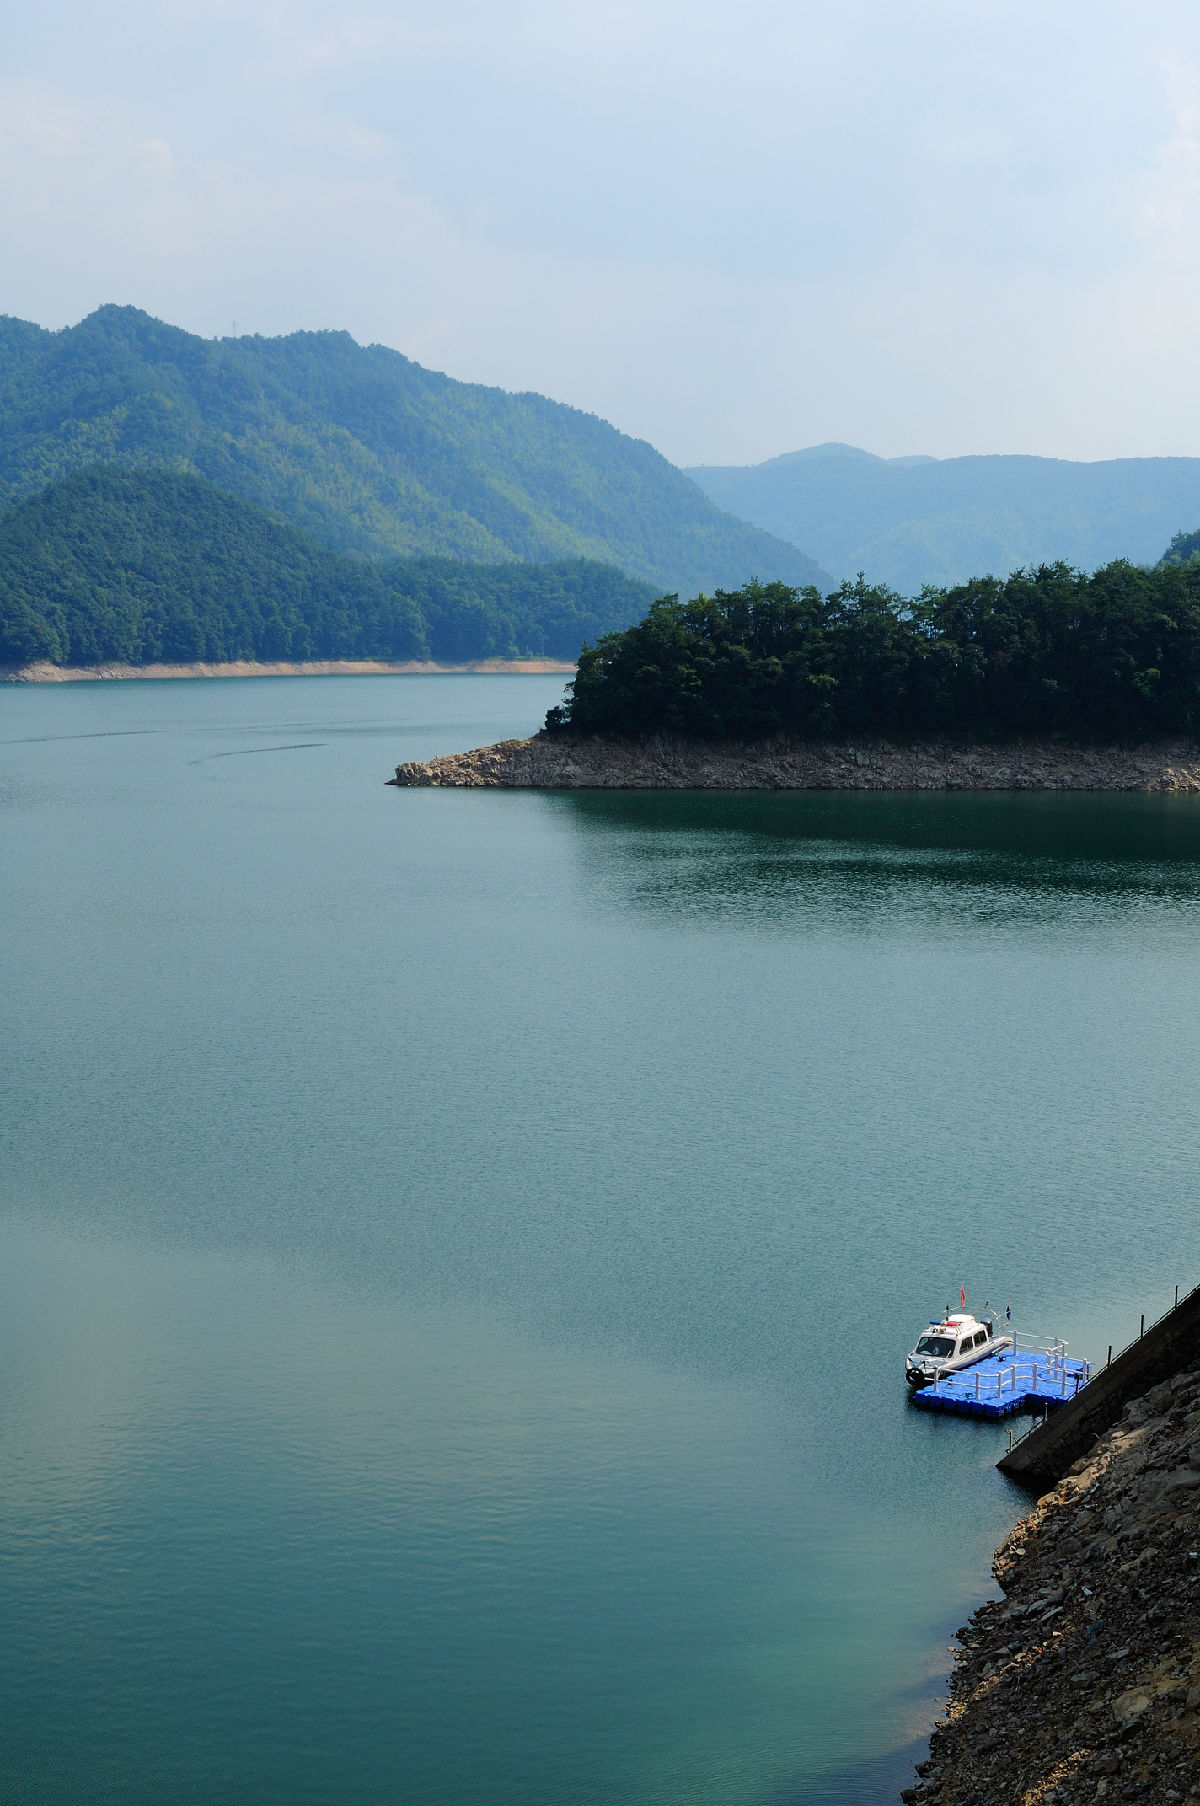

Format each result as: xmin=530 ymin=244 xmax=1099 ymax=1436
xmin=910 ymin=1349 xmax=1091 ymax=1419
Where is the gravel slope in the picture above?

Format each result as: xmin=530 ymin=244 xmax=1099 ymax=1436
xmin=906 ymin=1372 xmax=1200 ymax=1805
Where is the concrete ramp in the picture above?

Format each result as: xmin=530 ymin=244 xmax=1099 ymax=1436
xmin=997 ymin=1281 xmax=1200 ymax=1488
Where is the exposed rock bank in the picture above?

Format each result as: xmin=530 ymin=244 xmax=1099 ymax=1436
xmin=907 ymin=1373 xmax=1200 ymax=1806
xmin=390 ymin=732 xmax=1200 ymax=790
xmin=3 ymin=658 xmax=575 ymax=683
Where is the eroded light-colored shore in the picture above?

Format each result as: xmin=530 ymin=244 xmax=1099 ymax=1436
xmin=390 ymin=732 xmax=1200 ymax=791
xmin=2 ymin=659 xmax=576 ymax=683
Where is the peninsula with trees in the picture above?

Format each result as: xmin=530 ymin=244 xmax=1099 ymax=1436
xmin=391 ymin=554 xmax=1200 ymax=791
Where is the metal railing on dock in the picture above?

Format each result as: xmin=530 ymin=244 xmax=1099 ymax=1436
xmin=915 ymin=1332 xmax=1091 ymax=1420
xmin=998 ymin=1280 xmax=1200 ymax=1473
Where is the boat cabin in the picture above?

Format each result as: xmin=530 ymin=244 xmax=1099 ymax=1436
xmin=905 ymin=1312 xmax=1012 ymax=1388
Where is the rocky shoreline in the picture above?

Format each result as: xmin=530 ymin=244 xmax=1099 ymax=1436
xmin=390 ymin=732 xmax=1200 ymax=791
xmin=1 ymin=658 xmax=576 ymax=683
xmin=907 ymin=1374 xmax=1200 ymax=1805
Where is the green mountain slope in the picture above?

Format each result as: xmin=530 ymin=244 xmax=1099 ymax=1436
xmin=0 ymin=306 xmax=830 ymax=595
xmin=0 ymin=466 xmax=656 ymax=668
xmin=688 ymin=442 xmax=1200 ymax=593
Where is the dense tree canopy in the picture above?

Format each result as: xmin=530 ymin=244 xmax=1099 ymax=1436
xmin=548 ymin=563 xmax=1200 ymax=742
xmin=0 ymin=466 xmax=655 ymax=667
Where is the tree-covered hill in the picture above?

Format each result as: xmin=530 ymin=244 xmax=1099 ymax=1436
xmin=0 ymin=306 xmax=829 ymax=596
xmin=549 ymin=563 xmax=1200 ymax=744
xmin=1160 ymin=527 xmax=1200 ymax=567
xmin=688 ymin=442 xmax=1200 ymax=594
xmin=0 ymin=466 xmax=656 ymax=668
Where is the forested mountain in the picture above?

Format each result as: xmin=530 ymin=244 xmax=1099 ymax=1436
xmin=550 ymin=562 xmax=1200 ymax=743
xmin=0 ymin=467 xmax=655 ymax=668
xmin=0 ymin=306 xmax=829 ymax=595
xmin=688 ymin=443 xmax=1200 ymax=593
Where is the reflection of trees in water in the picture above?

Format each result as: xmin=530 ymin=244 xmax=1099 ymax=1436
xmin=542 ymin=789 xmax=1200 ymax=928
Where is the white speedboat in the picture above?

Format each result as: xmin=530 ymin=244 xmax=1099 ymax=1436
xmin=905 ymin=1311 xmax=1013 ymax=1388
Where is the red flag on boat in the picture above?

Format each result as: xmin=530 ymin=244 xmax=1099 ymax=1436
xmin=960 ymin=1286 xmax=966 ymax=1308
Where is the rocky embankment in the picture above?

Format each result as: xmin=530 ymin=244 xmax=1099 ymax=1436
xmin=907 ymin=1372 xmax=1200 ymax=1806
xmin=389 ymin=733 xmax=1200 ymax=790
xmin=4 ymin=658 xmax=574 ymax=683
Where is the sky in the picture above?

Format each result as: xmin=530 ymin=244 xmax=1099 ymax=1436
xmin=5 ymin=0 xmax=1200 ymax=466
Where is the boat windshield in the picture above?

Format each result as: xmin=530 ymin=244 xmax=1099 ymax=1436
xmin=915 ymin=1336 xmax=954 ymax=1357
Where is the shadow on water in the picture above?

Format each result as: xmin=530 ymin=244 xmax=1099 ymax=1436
xmin=538 ymin=788 xmax=1200 ymax=928
xmin=767 ymin=1735 xmax=931 ymax=1806
xmin=541 ymin=787 xmax=1200 ymax=863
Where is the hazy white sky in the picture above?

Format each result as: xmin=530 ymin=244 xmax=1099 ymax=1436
xmin=6 ymin=0 xmax=1200 ymax=464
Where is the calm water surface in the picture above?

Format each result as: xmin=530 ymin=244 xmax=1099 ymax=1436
xmin=3 ymin=676 xmax=1200 ymax=1805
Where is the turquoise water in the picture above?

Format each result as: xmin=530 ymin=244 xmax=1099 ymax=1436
xmin=3 ymin=676 xmax=1200 ymax=1806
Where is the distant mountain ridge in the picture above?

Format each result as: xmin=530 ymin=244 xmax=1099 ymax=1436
xmin=0 ymin=306 xmax=830 ymax=596
xmin=688 ymin=443 xmax=1200 ymax=594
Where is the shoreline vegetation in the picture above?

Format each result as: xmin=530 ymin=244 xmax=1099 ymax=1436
xmin=3 ymin=658 xmax=576 ymax=683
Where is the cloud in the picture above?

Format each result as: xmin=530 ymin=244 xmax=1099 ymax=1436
xmin=6 ymin=3 xmax=1200 ymax=462
xmin=1125 ymin=55 xmax=1200 ymax=265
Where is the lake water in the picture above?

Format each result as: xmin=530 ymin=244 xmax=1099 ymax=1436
xmin=3 ymin=675 xmax=1200 ymax=1806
